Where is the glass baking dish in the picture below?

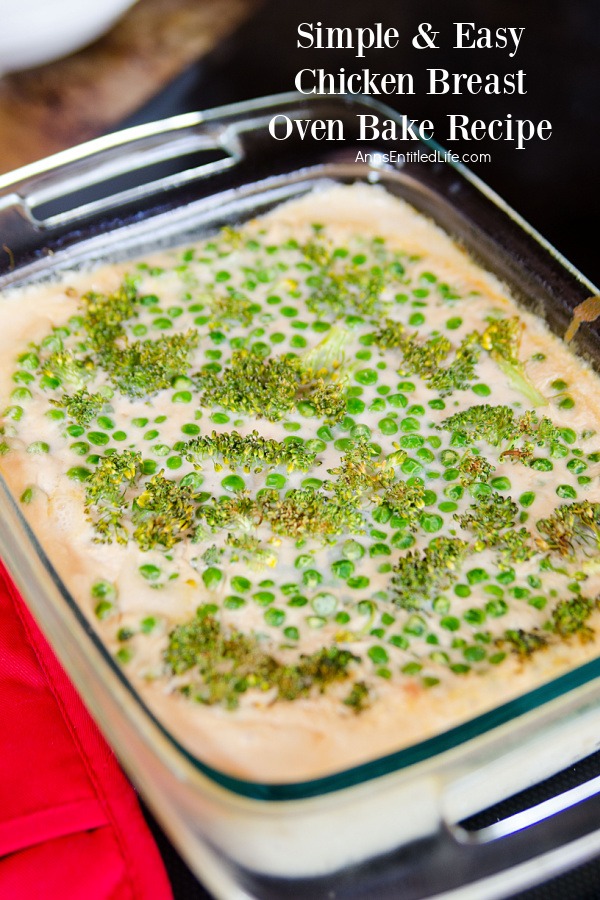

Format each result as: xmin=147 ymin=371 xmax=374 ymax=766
xmin=2 ymin=93 xmax=600 ymax=899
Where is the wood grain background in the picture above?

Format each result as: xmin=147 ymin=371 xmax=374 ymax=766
xmin=0 ymin=0 xmax=263 ymax=174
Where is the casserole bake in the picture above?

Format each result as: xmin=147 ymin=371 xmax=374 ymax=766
xmin=2 ymin=94 xmax=600 ymax=898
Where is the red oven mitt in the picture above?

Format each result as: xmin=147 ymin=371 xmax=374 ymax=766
xmin=0 ymin=559 xmax=173 ymax=900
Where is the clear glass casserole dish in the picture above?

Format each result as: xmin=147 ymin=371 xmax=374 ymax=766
xmin=2 ymin=93 xmax=600 ymax=899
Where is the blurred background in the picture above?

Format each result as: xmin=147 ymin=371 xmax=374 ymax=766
xmin=0 ymin=0 xmax=597 ymax=282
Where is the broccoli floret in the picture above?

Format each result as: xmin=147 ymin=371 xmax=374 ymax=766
xmin=372 ymin=318 xmax=406 ymax=350
xmin=300 ymin=325 xmax=350 ymax=378
xmin=343 ymin=680 xmax=371 ymax=713
xmin=457 ymin=449 xmax=494 ymax=486
xmin=226 ymin=533 xmax=278 ymax=570
xmin=164 ymin=607 xmax=359 ymax=708
xmin=326 ymin=438 xmax=394 ymax=504
xmin=301 ymin=237 xmax=392 ymax=317
xmin=537 ymin=501 xmax=600 ymax=559
xmin=501 ymin=628 xmax=548 ymax=658
xmin=302 ymin=380 xmax=346 ymax=424
xmin=84 ymin=450 xmax=141 ymax=543
xmin=396 ymin=332 xmax=453 ymax=380
xmin=456 ymin=491 xmax=518 ymax=548
xmin=457 ymin=491 xmax=535 ymax=562
xmin=391 ymin=537 xmax=469 ymax=611
xmin=549 ymin=596 xmax=598 ymax=642
xmin=132 ymin=472 xmax=197 ymax=550
xmin=55 ymin=388 xmax=105 ymax=425
xmin=197 ymin=493 xmax=261 ymax=532
xmin=196 ymin=329 xmax=351 ymax=424
xmin=372 ymin=322 xmax=479 ymax=395
xmin=106 ymin=330 xmax=199 ymax=398
xmin=208 ymin=288 xmax=256 ymax=328
xmin=185 ymin=430 xmax=319 ymax=473
xmin=43 ymin=350 xmax=95 ymax=388
xmin=479 ymin=317 xmax=548 ymax=407
xmin=440 ymin=406 xmax=562 ymax=462
xmin=263 ymin=488 xmax=365 ymax=539
xmin=381 ymin=479 xmax=426 ymax=530
xmin=82 ymin=277 xmax=139 ymax=351
xmin=196 ymin=350 xmax=300 ymax=421
xmin=427 ymin=333 xmax=481 ymax=395
xmin=440 ymin=404 xmax=516 ymax=446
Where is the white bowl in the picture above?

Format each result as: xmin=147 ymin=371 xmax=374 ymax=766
xmin=0 ymin=0 xmax=138 ymax=74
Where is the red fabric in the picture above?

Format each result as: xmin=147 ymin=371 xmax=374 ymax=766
xmin=0 ymin=559 xmax=173 ymax=900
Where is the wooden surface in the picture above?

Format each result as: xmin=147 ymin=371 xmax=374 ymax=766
xmin=0 ymin=0 xmax=262 ymax=175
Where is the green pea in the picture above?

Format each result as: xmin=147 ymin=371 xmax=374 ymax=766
xmin=440 ymin=616 xmax=461 ymax=631
xmin=347 ymin=397 xmax=366 ymax=415
xmin=401 ymin=458 xmax=423 ymax=476
xmin=350 ymin=424 xmax=371 ymax=440
xmin=399 ymin=434 xmax=424 ymax=449
xmin=391 ymin=532 xmax=415 ymax=550
xmin=404 ymin=616 xmax=426 ymax=636
xmin=231 ymin=576 xmax=251 ymax=593
xmin=317 ymin=426 xmax=333 ymax=441
xmin=70 ymin=441 xmax=90 ymax=456
xmin=368 ymin=646 xmax=389 ymax=665
xmin=556 ymin=484 xmax=577 ymax=499
xmin=312 ymin=593 xmax=337 ymax=616
xmin=27 ymin=441 xmax=50 ymax=454
xmin=519 ymin=491 xmax=536 ymax=508
xmin=560 ymin=428 xmax=577 ymax=444
xmin=491 ymin=476 xmax=511 ymax=491
xmin=467 ymin=568 xmax=489 ymax=584
xmin=388 ymin=393 xmax=408 ymax=408
xmin=485 ymin=599 xmax=508 ymax=617
xmin=420 ymin=513 xmax=443 ymax=533
xmin=355 ymin=368 xmax=378 ymax=385
xmin=139 ymin=564 xmax=162 ymax=582
xmin=332 ymin=559 xmax=354 ymax=579
xmin=464 ymin=645 xmax=486 ymax=662
xmin=347 ymin=576 xmax=370 ymax=589
xmin=400 ymin=417 xmax=420 ymax=432
xmin=224 ymin=595 xmax=246 ymax=610
xmin=221 ymin=475 xmax=245 ymax=492
xmin=379 ymin=418 xmax=398 ymax=435
xmin=303 ymin=569 xmax=322 ymax=588
xmin=172 ymin=391 xmax=193 ymax=403
xmin=202 ymin=568 xmax=222 ymax=589
xmin=67 ymin=465 xmax=91 ymax=482
xmin=266 ymin=473 xmax=286 ymax=489
xmin=464 ymin=608 xmax=486 ymax=626
xmin=370 ymin=543 xmax=391 ymax=556
xmin=342 ymin=540 xmax=364 ymax=560
xmin=558 ymin=397 xmax=575 ymax=410
xmin=264 ymin=608 xmax=286 ymax=626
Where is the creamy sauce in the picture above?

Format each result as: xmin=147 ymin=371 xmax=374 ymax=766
xmin=2 ymin=184 xmax=600 ymax=782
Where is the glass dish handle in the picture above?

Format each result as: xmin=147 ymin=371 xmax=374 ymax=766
xmin=427 ymin=772 xmax=600 ymax=898
xmin=0 ymin=110 xmax=246 ymax=231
